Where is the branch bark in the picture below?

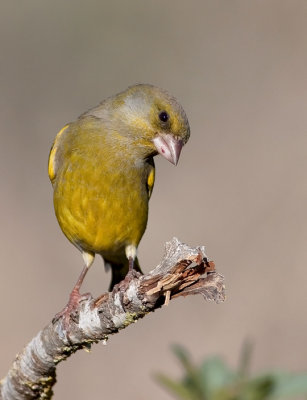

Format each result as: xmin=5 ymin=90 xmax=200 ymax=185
xmin=0 ymin=238 xmax=225 ymax=400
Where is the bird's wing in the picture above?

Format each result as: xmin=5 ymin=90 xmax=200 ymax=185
xmin=146 ymin=157 xmax=155 ymax=199
xmin=48 ymin=124 xmax=70 ymax=185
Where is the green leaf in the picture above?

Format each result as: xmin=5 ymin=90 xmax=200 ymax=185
xmin=199 ymin=357 xmax=235 ymax=398
xmin=238 ymin=339 xmax=253 ymax=379
xmin=156 ymin=373 xmax=199 ymax=400
xmin=157 ymin=344 xmax=307 ymax=400
xmin=238 ymin=375 xmax=275 ymax=400
xmin=269 ymin=371 xmax=307 ymax=398
xmin=172 ymin=345 xmax=194 ymax=371
xmin=172 ymin=344 xmax=207 ymax=398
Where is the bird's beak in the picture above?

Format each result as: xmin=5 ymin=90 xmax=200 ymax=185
xmin=153 ymin=134 xmax=183 ymax=165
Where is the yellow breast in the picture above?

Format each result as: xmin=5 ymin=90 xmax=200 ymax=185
xmin=49 ymin=121 xmax=153 ymax=261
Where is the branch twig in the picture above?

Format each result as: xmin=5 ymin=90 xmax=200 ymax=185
xmin=0 ymin=238 xmax=225 ymax=400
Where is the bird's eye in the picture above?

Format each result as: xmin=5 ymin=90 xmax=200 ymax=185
xmin=159 ymin=111 xmax=169 ymax=123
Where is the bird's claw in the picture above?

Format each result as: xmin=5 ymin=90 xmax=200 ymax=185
xmin=52 ymin=289 xmax=91 ymax=334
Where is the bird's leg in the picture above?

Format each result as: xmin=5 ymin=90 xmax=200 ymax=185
xmin=124 ymin=255 xmax=140 ymax=281
xmin=125 ymin=244 xmax=137 ymax=274
xmin=128 ymin=256 xmax=134 ymax=271
xmin=52 ymin=249 xmax=97 ymax=338
xmin=52 ymin=265 xmax=91 ymax=329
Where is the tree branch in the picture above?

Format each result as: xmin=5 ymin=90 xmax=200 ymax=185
xmin=0 ymin=238 xmax=225 ymax=400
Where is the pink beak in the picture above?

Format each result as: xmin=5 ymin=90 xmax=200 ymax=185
xmin=153 ymin=134 xmax=183 ymax=165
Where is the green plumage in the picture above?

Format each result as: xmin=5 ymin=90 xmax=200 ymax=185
xmin=49 ymin=84 xmax=190 ymax=289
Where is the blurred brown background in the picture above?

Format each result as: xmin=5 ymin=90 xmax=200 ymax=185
xmin=1 ymin=1 xmax=307 ymax=398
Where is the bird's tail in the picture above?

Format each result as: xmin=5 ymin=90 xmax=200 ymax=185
xmin=106 ymin=257 xmax=143 ymax=291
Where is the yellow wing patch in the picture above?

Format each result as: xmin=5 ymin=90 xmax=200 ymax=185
xmin=48 ymin=124 xmax=69 ymax=184
xmin=147 ymin=162 xmax=155 ymax=199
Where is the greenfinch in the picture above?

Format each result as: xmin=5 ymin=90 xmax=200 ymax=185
xmin=49 ymin=84 xmax=190 ymax=321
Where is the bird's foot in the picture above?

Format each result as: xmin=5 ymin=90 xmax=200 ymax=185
xmin=52 ymin=288 xmax=91 ymax=334
xmin=111 ymin=267 xmax=141 ymax=293
xmin=110 ymin=268 xmax=142 ymax=299
xmin=124 ymin=267 xmax=141 ymax=283
xmin=121 ymin=256 xmax=141 ymax=282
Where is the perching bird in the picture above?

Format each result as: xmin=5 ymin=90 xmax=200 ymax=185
xmin=49 ymin=84 xmax=190 ymax=322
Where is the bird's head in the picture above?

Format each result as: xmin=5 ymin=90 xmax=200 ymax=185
xmin=102 ymin=84 xmax=190 ymax=165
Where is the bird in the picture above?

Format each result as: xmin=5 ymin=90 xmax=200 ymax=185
xmin=48 ymin=84 xmax=190 ymax=324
